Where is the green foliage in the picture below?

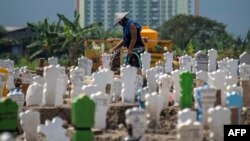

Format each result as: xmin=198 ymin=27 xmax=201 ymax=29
xmin=0 ymin=25 xmax=6 ymax=33
xmin=15 ymin=57 xmax=38 ymax=70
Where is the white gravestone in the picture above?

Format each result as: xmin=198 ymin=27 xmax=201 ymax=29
xmin=239 ymin=63 xmax=250 ymax=81
xmin=91 ymin=92 xmax=110 ymax=129
xmin=43 ymin=65 xmax=60 ymax=106
xmin=125 ymin=107 xmax=147 ymax=139
xmin=146 ymin=67 xmax=158 ymax=92
xmin=145 ymin=92 xmax=164 ymax=128
xmin=20 ymin=110 xmax=40 ymax=141
xmin=70 ymin=67 xmax=85 ymax=99
xmin=13 ymin=68 xmax=20 ymax=79
xmin=141 ymin=52 xmax=151 ymax=75
xmin=195 ymin=51 xmax=208 ymax=72
xmin=239 ymin=52 xmax=250 ymax=65
xmin=227 ymin=59 xmax=238 ymax=80
xmin=57 ymin=66 xmax=68 ymax=95
xmin=0 ymin=59 xmax=14 ymax=70
xmin=208 ymin=106 xmax=231 ymax=141
xmin=26 ymin=82 xmax=43 ymax=106
xmin=6 ymin=70 xmax=15 ymax=91
xmin=179 ymin=55 xmax=192 ymax=72
xmin=33 ymin=75 xmax=45 ymax=85
xmin=78 ymin=56 xmax=92 ymax=76
xmin=208 ymin=48 xmax=217 ymax=72
xmin=21 ymin=72 xmax=33 ymax=85
xmin=135 ymin=75 xmax=144 ymax=94
xmin=177 ymin=119 xmax=203 ymax=141
xmin=121 ymin=65 xmax=137 ymax=103
xmin=178 ymin=108 xmax=197 ymax=124
xmin=225 ymin=75 xmax=238 ymax=86
xmin=7 ymin=89 xmax=24 ymax=113
xmin=155 ymin=61 xmax=165 ymax=74
xmin=37 ymin=117 xmax=70 ymax=141
xmin=208 ymin=70 xmax=227 ymax=106
xmin=171 ymin=70 xmax=180 ymax=104
xmin=200 ymin=87 xmax=217 ymax=128
xmin=82 ymin=84 xmax=100 ymax=96
xmin=191 ymin=58 xmax=197 ymax=73
xmin=157 ymin=73 xmax=172 ymax=106
xmin=101 ymin=53 xmax=112 ymax=69
xmin=111 ymin=78 xmax=122 ymax=102
xmin=0 ymin=132 xmax=15 ymax=141
xmin=196 ymin=70 xmax=209 ymax=85
xmin=217 ymin=58 xmax=229 ymax=72
xmin=164 ymin=52 xmax=173 ymax=73
xmin=92 ymin=68 xmax=114 ymax=94
xmin=48 ymin=57 xmax=58 ymax=66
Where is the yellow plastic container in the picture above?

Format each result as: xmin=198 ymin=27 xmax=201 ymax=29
xmin=140 ymin=26 xmax=158 ymax=52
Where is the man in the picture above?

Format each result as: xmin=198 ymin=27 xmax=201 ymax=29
xmin=112 ymin=12 xmax=145 ymax=75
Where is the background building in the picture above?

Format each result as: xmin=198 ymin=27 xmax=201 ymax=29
xmin=77 ymin=0 xmax=199 ymax=30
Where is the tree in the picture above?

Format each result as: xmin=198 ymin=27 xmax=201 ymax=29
xmin=26 ymin=18 xmax=63 ymax=59
xmin=158 ymin=14 xmax=228 ymax=51
xmin=57 ymin=11 xmax=101 ymax=65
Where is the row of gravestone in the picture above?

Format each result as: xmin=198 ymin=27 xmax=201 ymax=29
xmin=1 ymin=94 xmax=250 ymax=141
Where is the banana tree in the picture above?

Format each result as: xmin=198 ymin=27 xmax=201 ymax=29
xmin=26 ymin=18 xmax=63 ymax=60
xmin=57 ymin=11 xmax=101 ymax=65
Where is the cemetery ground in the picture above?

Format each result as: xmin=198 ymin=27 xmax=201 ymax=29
xmin=17 ymin=101 xmax=179 ymax=141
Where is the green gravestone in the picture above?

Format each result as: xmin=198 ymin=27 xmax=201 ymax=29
xmin=0 ymin=98 xmax=18 ymax=136
xmin=179 ymin=71 xmax=194 ymax=109
xmin=71 ymin=95 xmax=96 ymax=141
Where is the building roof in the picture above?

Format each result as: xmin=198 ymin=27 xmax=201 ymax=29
xmin=5 ymin=26 xmax=27 ymax=32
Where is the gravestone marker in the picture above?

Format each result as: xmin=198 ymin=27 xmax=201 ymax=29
xmin=90 ymin=92 xmax=110 ymax=129
xmin=145 ymin=92 xmax=164 ymax=128
xmin=179 ymin=55 xmax=192 ymax=72
xmin=0 ymin=98 xmax=18 ymax=136
xmin=71 ymin=95 xmax=95 ymax=141
xmin=111 ymin=78 xmax=122 ymax=102
xmin=208 ymin=70 xmax=227 ymax=106
xmin=21 ymin=71 xmax=33 ymax=95
xmin=101 ymin=53 xmax=112 ymax=69
xmin=26 ymin=82 xmax=43 ymax=106
xmin=239 ymin=52 xmax=250 ymax=65
xmin=227 ymin=59 xmax=238 ymax=80
xmin=178 ymin=108 xmax=197 ymax=124
xmin=82 ymin=84 xmax=100 ymax=96
xmin=70 ymin=67 xmax=85 ymax=99
xmin=146 ymin=68 xmax=158 ymax=92
xmin=37 ymin=117 xmax=69 ymax=141
xmin=125 ymin=107 xmax=147 ymax=139
xmin=78 ymin=56 xmax=92 ymax=76
xmin=179 ymin=71 xmax=194 ymax=109
xmin=20 ymin=110 xmax=40 ymax=141
xmin=226 ymin=91 xmax=242 ymax=124
xmin=164 ymin=52 xmax=173 ymax=73
xmin=157 ymin=73 xmax=172 ymax=106
xmin=0 ymin=132 xmax=15 ymax=141
xmin=43 ymin=65 xmax=60 ymax=106
xmin=141 ymin=52 xmax=151 ymax=75
xmin=208 ymin=48 xmax=217 ymax=72
xmin=137 ymin=87 xmax=150 ymax=109
xmin=33 ymin=75 xmax=45 ymax=85
xmin=208 ymin=106 xmax=231 ymax=141
xmin=195 ymin=51 xmax=208 ymax=71
xmin=48 ymin=56 xmax=58 ymax=66
xmin=239 ymin=63 xmax=250 ymax=107
xmin=200 ymin=87 xmax=217 ymax=128
xmin=171 ymin=70 xmax=180 ymax=104
xmin=121 ymin=65 xmax=137 ymax=103
xmin=176 ymin=119 xmax=203 ymax=141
